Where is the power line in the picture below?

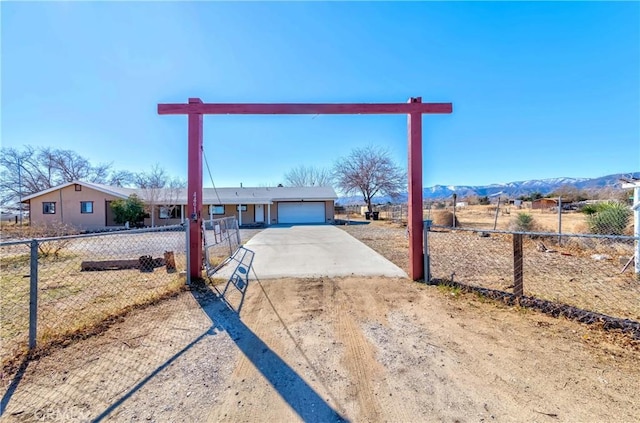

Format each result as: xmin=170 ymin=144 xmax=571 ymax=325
xmin=202 ymin=147 xmax=222 ymax=206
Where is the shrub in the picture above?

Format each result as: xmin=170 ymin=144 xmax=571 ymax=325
xmin=510 ymin=212 xmax=535 ymax=232
xmin=110 ymin=194 xmax=146 ymax=226
xmin=585 ymin=202 xmax=631 ymax=235
xmin=580 ymin=204 xmax=599 ymax=215
xmin=22 ymin=222 xmax=79 ymax=259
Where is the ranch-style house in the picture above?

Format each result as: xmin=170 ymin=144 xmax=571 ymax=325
xmin=21 ymin=181 xmax=337 ymax=231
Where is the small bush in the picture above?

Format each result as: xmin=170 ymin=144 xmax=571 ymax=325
xmin=110 ymin=194 xmax=146 ymax=226
xmin=510 ymin=212 xmax=535 ymax=232
xmin=580 ymin=204 xmax=600 ymax=215
xmin=30 ymin=222 xmax=79 ymax=259
xmin=585 ymin=202 xmax=631 ymax=235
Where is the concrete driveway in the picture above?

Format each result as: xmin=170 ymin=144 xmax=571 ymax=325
xmin=216 ymin=225 xmax=407 ymax=279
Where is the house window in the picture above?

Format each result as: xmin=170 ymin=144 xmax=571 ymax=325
xmin=80 ymin=201 xmax=93 ymax=214
xmin=75 ymin=184 xmax=82 ymax=191
xmin=236 ymin=205 xmax=247 ymax=212
xmin=160 ymin=207 xmax=181 ymax=219
xmin=210 ymin=205 xmax=225 ymax=215
xmin=43 ymin=202 xmax=56 ymax=214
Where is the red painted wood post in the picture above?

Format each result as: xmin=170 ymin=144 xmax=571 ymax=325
xmin=158 ymin=98 xmax=452 ymax=282
xmin=407 ymin=97 xmax=424 ymax=281
xmin=187 ymin=98 xmax=204 ymax=280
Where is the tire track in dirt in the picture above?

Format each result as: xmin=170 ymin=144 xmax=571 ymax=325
xmin=207 ymin=284 xmax=299 ymax=422
xmin=327 ymin=278 xmax=412 ymax=422
xmin=208 ymin=279 xmax=346 ymax=423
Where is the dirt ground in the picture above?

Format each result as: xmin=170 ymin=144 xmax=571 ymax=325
xmin=2 ymin=275 xmax=638 ymax=422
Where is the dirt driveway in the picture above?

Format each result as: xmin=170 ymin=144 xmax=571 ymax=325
xmin=2 ymin=276 xmax=638 ymax=422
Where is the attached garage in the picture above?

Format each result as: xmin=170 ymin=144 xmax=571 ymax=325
xmin=277 ymin=202 xmax=326 ymax=224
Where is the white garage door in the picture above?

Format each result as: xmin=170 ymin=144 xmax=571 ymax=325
xmin=277 ymin=202 xmax=326 ymax=224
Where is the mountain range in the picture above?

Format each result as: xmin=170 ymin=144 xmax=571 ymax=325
xmin=336 ymin=172 xmax=639 ymax=205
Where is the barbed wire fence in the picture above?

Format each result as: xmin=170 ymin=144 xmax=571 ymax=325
xmin=1 ymin=225 xmax=188 ymax=393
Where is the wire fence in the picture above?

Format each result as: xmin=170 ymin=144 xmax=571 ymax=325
xmin=353 ymin=199 xmax=636 ymax=237
xmin=426 ymin=225 xmax=640 ymax=337
xmin=203 ymin=216 xmax=241 ymax=277
xmin=0 ymin=225 xmax=187 ymax=374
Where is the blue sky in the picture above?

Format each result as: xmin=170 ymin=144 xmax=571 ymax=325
xmin=2 ymin=1 xmax=638 ymax=189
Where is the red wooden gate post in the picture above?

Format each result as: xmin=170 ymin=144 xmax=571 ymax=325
xmin=158 ymin=98 xmax=452 ymax=282
xmin=187 ymin=98 xmax=204 ymax=280
xmin=408 ymin=97 xmax=424 ymax=281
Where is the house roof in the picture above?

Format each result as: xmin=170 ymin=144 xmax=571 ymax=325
xmin=21 ymin=181 xmax=135 ymax=202
xmin=202 ymin=186 xmax=337 ymax=205
xmin=22 ymin=181 xmax=337 ymax=205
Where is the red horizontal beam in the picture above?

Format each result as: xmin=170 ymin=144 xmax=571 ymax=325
xmin=158 ymin=102 xmax=453 ymax=115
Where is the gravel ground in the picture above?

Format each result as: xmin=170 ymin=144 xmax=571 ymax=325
xmin=3 ymin=277 xmax=639 ymax=422
xmin=2 ymin=221 xmax=639 ymax=422
xmin=338 ymin=221 xmax=409 ymax=273
xmin=339 ymin=220 xmax=640 ymax=321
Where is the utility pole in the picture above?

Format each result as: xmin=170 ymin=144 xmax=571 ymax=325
xmin=17 ymin=157 xmax=23 ymax=226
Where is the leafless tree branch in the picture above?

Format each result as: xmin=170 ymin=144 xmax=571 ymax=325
xmin=333 ymin=145 xmax=406 ymax=212
xmin=283 ymin=165 xmax=333 ymax=187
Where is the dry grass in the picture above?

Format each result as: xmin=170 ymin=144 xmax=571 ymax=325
xmin=339 ymin=218 xmax=640 ymax=322
xmin=429 ymin=205 xmax=589 ymax=232
xmin=0 ymin=227 xmax=263 ymax=373
xmin=344 ymin=205 xmax=593 ymax=233
xmin=0 ymin=232 xmax=185 ymax=372
xmin=0 ymin=250 xmax=187 ymax=372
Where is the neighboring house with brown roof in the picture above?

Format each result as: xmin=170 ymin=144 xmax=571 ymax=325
xmin=531 ymin=197 xmax=559 ymax=210
xmin=21 ymin=181 xmax=338 ymax=231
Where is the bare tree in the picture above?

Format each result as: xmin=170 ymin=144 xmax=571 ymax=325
xmin=333 ymin=145 xmax=406 ymax=213
xmin=134 ymin=165 xmax=186 ymax=226
xmin=549 ymin=184 xmax=589 ymax=203
xmin=135 ymin=164 xmax=168 ymax=227
xmin=284 ymin=165 xmax=332 ymax=187
xmin=158 ymin=177 xmax=187 ymax=222
xmin=48 ymin=148 xmax=111 ymax=183
xmin=108 ymin=170 xmax=136 ymax=187
xmin=0 ymin=146 xmax=49 ymax=205
xmin=0 ymin=145 xmax=121 ymax=205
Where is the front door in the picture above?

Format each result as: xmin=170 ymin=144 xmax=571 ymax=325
xmin=255 ymin=204 xmax=265 ymax=223
xmin=105 ymin=200 xmax=118 ymax=226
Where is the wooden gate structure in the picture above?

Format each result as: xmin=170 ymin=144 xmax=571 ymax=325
xmin=158 ymin=97 xmax=453 ymax=281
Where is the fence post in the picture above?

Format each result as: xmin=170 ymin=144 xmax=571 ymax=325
xmin=423 ymin=219 xmax=432 ymax=284
xmin=185 ymin=225 xmax=191 ymax=286
xmin=633 ymin=186 xmax=639 ymax=275
xmin=558 ymin=196 xmax=562 ymax=245
xmin=29 ymin=239 xmax=39 ymax=350
xmin=452 ymin=194 xmax=457 ymax=229
xmin=513 ymin=233 xmax=523 ymax=297
xmin=493 ymin=197 xmax=501 ymax=230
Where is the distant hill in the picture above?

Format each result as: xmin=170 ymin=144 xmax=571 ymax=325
xmin=336 ymin=172 xmax=639 ymax=205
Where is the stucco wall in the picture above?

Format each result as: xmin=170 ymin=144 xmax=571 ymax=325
xmin=28 ymin=189 xmax=336 ymax=230
xmin=202 ymin=204 xmax=257 ymax=225
xmin=28 ymin=184 xmax=123 ymax=231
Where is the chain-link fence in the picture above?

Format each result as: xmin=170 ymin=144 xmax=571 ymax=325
xmin=203 ymin=216 xmax=241 ymax=276
xmin=427 ymin=225 xmax=639 ymax=337
xmin=0 ymin=225 xmax=187 ymax=374
xmin=376 ymin=204 xmax=407 ymax=223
